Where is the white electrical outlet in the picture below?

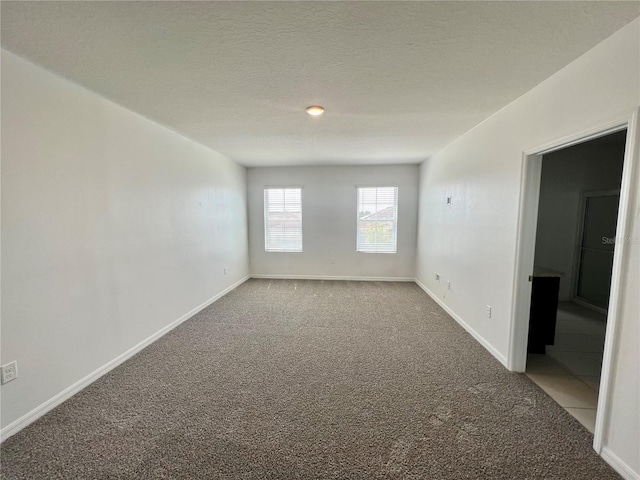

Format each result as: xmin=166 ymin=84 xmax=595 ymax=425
xmin=447 ymin=281 xmax=451 ymax=290
xmin=435 ymin=272 xmax=440 ymax=281
xmin=223 ymin=267 xmax=227 ymax=275
xmin=486 ymin=305 xmax=492 ymax=318
xmin=1 ymin=361 xmax=18 ymax=384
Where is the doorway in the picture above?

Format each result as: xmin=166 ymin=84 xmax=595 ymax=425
xmin=509 ymin=110 xmax=638 ymax=452
xmin=525 ymin=131 xmax=625 ymax=433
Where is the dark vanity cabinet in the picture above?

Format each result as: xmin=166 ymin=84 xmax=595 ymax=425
xmin=527 ymin=269 xmax=562 ymax=354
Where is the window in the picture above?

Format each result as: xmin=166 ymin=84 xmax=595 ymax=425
xmin=264 ymin=187 xmax=303 ymax=252
xmin=356 ymin=186 xmax=398 ymax=253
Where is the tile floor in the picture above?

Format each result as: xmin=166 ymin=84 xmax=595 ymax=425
xmin=525 ymin=301 xmax=606 ymax=433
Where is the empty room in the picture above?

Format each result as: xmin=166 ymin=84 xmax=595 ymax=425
xmin=1 ymin=2 xmax=639 ymax=479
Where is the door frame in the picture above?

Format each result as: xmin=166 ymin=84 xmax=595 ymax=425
xmin=571 ymin=189 xmax=621 ymax=313
xmin=508 ymin=109 xmax=639 ymax=453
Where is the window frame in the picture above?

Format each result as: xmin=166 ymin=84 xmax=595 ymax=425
xmin=355 ymin=186 xmax=399 ymax=254
xmin=263 ymin=186 xmax=303 ymax=253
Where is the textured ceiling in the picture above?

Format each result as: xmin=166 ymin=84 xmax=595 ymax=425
xmin=2 ymin=1 xmax=639 ymax=167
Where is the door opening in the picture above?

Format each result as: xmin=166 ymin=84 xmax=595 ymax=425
xmin=509 ymin=109 xmax=638 ymax=453
xmin=524 ymin=131 xmax=625 ymax=434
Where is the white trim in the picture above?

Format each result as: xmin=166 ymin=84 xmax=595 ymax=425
xmin=0 ymin=275 xmax=250 ymax=443
xmin=523 ymin=116 xmax=629 ymax=156
xmin=250 ymin=274 xmax=414 ymax=282
xmin=508 ymin=109 xmax=639 ymax=454
xmin=414 ymin=279 xmax=509 ymax=368
xmin=508 ymin=152 xmax=543 ymax=372
xmin=594 ymin=109 xmax=639 ymax=452
xmin=601 ymin=447 xmax=640 ymax=480
xmin=570 ymin=296 xmax=608 ymax=315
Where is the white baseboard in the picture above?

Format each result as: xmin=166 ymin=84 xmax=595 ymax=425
xmin=571 ymin=296 xmax=608 ymax=315
xmin=414 ymin=278 xmax=509 ymax=368
xmin=250 ymin=274 xmax=415 ymax=282
xmin=601 ymin=447 xmax=640 ymax=480
xmin=0 ymin=275 xmax=250 ymax=443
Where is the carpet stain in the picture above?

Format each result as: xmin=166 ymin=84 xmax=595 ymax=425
xmin=511 ymin=397 xmax=537 ymax=417
xmin=469 ymin=382 xmax=497 ymax=394
xmin=384 ymin=437 xmax=415 ymax=474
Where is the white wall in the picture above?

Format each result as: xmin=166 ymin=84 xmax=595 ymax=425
xmin=535 ymin=134 xmax=626 ymax=300
xmin=415 ymin=19 xmax=639 ymax=477
xmin=0 ymin=51 xmax=250 ymax=433
xmin=248 ymin=165 xmax=418 ymax=279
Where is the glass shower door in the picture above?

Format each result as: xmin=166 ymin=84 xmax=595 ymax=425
xmin=575 ymin=192 xmax=619 ymax=309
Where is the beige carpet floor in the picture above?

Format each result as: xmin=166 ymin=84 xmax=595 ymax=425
xmin=0 ymin=279 xmax=620 ymax=479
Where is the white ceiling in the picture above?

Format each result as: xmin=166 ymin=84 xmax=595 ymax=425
xmin=2 ymin=1 xmax=639 ymax=167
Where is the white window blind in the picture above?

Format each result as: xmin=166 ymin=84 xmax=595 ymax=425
xmin=264 ymin=187 xmax=303 ymax=252
xmin=356 ymin=186 xmax=398 ymax=253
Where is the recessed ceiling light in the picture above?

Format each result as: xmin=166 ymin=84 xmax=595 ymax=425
xmin=306 ymin=105 xmax=325 ymax=116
